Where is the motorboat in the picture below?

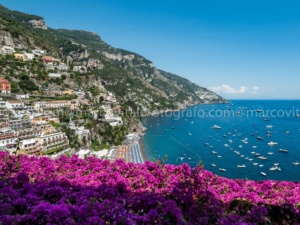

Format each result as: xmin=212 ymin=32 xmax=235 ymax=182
xmin=279 ymin=149 xmax=288 ymax=153
xmin=237 ymin=164 xmax=246 ymax=168
xmin=273 ymin=163 xmax=279 ymax=166
xmin=267 ymin=152 xmax=274 ymax=155
xmin=254 ymin=153 xmax=260 ymax=156
xmin=259 ymin=164 xmax=264 ymax=167
xmin=212 ymin=125 xmax=222 ymax=129
xmin=258 ymin=156 xmax=267 ymax=160
xmin=266 ymin=125 xmax=273 ymax=129
xmin=211 ymin=163 xmax=216 ymax=167
xmin=257 ymin=136 xmax=263 ymax=140
xmin=219 ymin=168 xmax=226 ymax=172
xmin=252 ymin=146 xmax=257 ymax=149
xmin=257 ymin=109 xmax=263 ymax=113
xmin=261 ymin=172 xmax=266 ymax=176
xmin=268 ymin=142 xmax=278 ymax=146
xmin=211 ymin=151 xmax=217 ymax=154
xmin=293 ymin=162 xmax=300 ymax=166
xmin=217 ymin=155 xmax=222 ymax=158
xmin=253 ymin=163 xmax=258 ymax=166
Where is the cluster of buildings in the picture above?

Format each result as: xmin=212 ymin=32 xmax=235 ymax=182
xmin=0 ymin=111 xmax=69 ymax=156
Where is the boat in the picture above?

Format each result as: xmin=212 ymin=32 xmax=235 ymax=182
xmin=285 ymin=131 xmax=290 ymax=134
xmin=256 ymin=136 xmax=264 ymax=140
xmin=254 ymin=153 xmax=260 ymax=156
xmin=273 ymin=163 xmax=279 ymax=166
xmin=179 ymin=157 xmax=184 ymax=161
xmin=296 ymin=114 xmax=300 ymax=118
xmin=279 ymin=149 xmax=288 ymax=153
xmin=244 ymin=107 xmax=248 ymax=110
xmin=252 ymin=146 xmax=257 ymax=149
xmin=211 ymin=163 xmax=216 ymax=167
xmin=188 ymin=132 xmax=192 ymax=135
xmin=269 ymin=167 xmax=277 ymax=171
xmin=293 ymin=162 xmax=300 ymax=166
xmin=267 ymin=152 xmax=274 ymax=155
xmin=264 ymin=117 xmax=270 ymax=121
xmin=238 ymin=145 xmax=243 ymax=148
xmin=223 ymin=135 xmax=226 ymax=138
xmin=211 ymin=151 xmax=217 ymax=154
xmin=217 ymin=155 xmax=222 ymax=158
xmin=259 ymin=164 xmax=264 ymax=167
xmin=204 ymin=143 xmax=209 ymax=146
xmin=237 ymin=164 xmax=246 ymax=168
xmin=251 ymin=151 xmax=256 ymax=154
xmin=248 ymin=158 xmax=253 ymax=161
xmin=257 ymin=109 xmax=263 ymax=113
xmin=268 ymin=141 xmax=278 ymax=146
xmin=266 ymin=125 xmax=273 ymax=129
xmin=260 ymin=172 xmax=266 ymax=176
xmin=258 ymin=156 xmax=267 ymax=160
xmin=188 ymin=158 xmax=191 ymax=161
xmin=224 ymin=144 xmax=229 ymax=147
xmin=212 ymin=125 xmax=222 ymax=129
xmin=219 ymin=168 xmax=226 ymax=172
xmin=253 ymin=163 xmax=258 ymax=166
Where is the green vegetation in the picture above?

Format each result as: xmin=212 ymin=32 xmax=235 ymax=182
xmin=42 ymin=146 xmax=64 ymax=155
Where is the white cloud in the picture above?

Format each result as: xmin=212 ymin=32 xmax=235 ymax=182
xmin=209 ymin=84 xmax=248 ymax=94
xmin=253 ymin=86 xmax=259 ymax=94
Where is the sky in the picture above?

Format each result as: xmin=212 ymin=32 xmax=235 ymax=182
xmin=1 ymin=0 xmax=300 ymax=99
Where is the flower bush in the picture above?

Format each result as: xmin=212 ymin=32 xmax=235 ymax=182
xmin=0 ymin=152 xmax=299 ymax=224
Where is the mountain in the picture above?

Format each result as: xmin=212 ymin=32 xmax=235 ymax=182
xmin=0 ymin=4 xmax=226 ymax=113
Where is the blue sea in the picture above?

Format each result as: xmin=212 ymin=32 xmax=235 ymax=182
xmin=141 ymin=100 xmax=300 ymax=181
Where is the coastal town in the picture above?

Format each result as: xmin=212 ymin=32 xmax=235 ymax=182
xmin=0 ymin=45 xmax=146 ymax=163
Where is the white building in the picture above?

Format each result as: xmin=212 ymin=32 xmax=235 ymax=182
xmin=0 ymin=46 xmax=15 ymax=55
xmin=15 ymin=94 xmax=29 ymax=100
xmin=24 ymin=53 xmax=34 ymax=60
xmin=0 ymin=101 xmax=6 ymax=108
xmin=34 ymin=101 xmax=71 ymax=110
xmin=48 ymin=73 xmax=62 ymax=78
xmin=19 ymin=138 xmax=41 ymax=155
xmin=5 ymin=100 xmax=25 ymax=109
xmin=32 ymin=49 xmax=46 ymax=56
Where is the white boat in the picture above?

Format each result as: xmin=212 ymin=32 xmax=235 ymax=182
xmin=253 ymin=163 xmax=258 ymax=166
xmin=248 ymin=158 xmax=253 ymax=161
xmin=266 ymin=125 xmax=273 ymax=129
xmin=252 ymin=146 xmax=257 ymax=148
xmin=211 ymin=151 xmax=217 ymax=154
xmin=258 ymin=156 xmax=267 ymax=160
xmin=188 ymin=158 xmax=191 ymax=160
xmin=261 ymin=172 xmax=266 ymax=176
xmin=293 ymin=162 xmax=300 ymax=166
xmin=217 ymin=155 xmax=222 ymax=158
xmin=224 ymin=144 xmax=229 ymax=147
xmin=212 ymin=125 xmax=222 ymax=129
xmin=188 ymin=132 xmax=192 ymax=135
xmin=267 ymin=152 xmax=274 ymax=155
xmin=269 ymin=167 xmax=277 ymax=171
xmin=238 ymin=145 xmax=243 ymax=148
xmin=256 ymin=136 xmax=264 ymax=140
xmin=268 ymin=141 xmax=278 ymax=146
xmin=273 ymin=163 xmax=279 ymax=166
xmin=211 ymin=163 xmax=216 ymax=167
xmin=259 ymin=164 xmax=264 ymax=167
xmin=251 ymin=151 xmax=256 ymax=154
xmin=237 ymin=164 xmax=246 ymax=168
xmin=279 ymin=149 xmax=288 ymax=153
xmin=219 ymin=168 xmax=226 ymax=172
xmin=257 ymin=109 xmax=263 ymax=113
xmin=228 ymin=140 xmax=233 ymax=143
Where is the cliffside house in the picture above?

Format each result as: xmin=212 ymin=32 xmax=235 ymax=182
xmin=0 ymin=46 xmax=15 ymax=55
xmin=14 ymin=53 xmax=26 ymax=61
xmin=0 ymin=77 xmax=11 ymax=94
xmin=32 ymin=49 xmax=46 ymax=56
xmin=5 ymin=100 xmax=24 ymax=109
xmin=42 ymin=56 xmax=53 ymax=64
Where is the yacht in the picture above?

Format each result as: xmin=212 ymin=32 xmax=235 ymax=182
xmin=211 ymin=163 xmax=216 ymax=167
xmin=219 ymin=168 xmax=226 ymax=172
xmin=259 ymin=164 xmax=264 ymax=167
xmin=268 ymin=142 xmax=278 ymax=146
xmin=273 ymin=163 xmax=279 ymax=166
xmin=254 ymin=153 xmax=260 ymax=156
xmin=266 ymin=125 xmax=273 ymax=129
xmin=237 ymin=164 xmax=246 ymax=168
xmin=212 ymin=125 xmax=222 ymax=129
xmin=267 ymin=152 xmax=274 ymax=155
xmin=256 ymin=136 xmax=263 ymax=140
xmin=217 ymin=155 xmax=222 ymax=158
xmin=260 ymin=172 xmax=266 ymax=176
xmin=292 ymin=162 xmax=300 ymax=166
xmin=253 ymin=163 xmax=258 ymax=166
xmin=279 ymin=149 xmax=288 ymax=153
xmin=211 ymin=151 xmax=217 ymax=154
xmin=258 ymin=156 xmax=267 ymax=160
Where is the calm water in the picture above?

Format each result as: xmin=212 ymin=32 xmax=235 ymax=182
xmin=141 ymin=100 xmax=300 ymax=181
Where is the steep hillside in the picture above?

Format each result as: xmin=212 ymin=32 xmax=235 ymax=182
xmin=0 ymin=4 xmax=226 ymax=113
